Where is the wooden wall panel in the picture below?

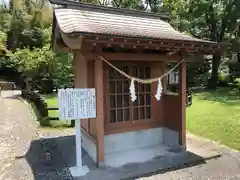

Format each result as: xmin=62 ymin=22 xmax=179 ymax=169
xmin=163 ymin=95 xmax=181 ymax=132
xmin=162 ymin=60 xmax=185 ymax=141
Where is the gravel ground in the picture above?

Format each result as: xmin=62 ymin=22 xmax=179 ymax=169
xmin=0 ymin=91 xmax=73 ymax=180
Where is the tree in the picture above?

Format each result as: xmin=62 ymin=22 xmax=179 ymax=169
xmin=163 ymin=0 xmax=240 ymax=87
xmin=7 ymin=0 xmax=52 ymax=50
xmin=0 ymin=1 xmax=74 ymax=92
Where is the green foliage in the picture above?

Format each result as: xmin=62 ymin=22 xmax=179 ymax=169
xmin=53 ymin=53 xmax=74 ymax=89
xmin=112 ymin=0 xmax=145 ymax=10
xmin=9 ymin=45 xmax=74 ymax=92
xmin=163 ymin=0 xmax=240 ymax=87
xmin=187 ymin=62 xmax=211 ymax=87
xmin=0 ymin=30 xmax=7 ymax=55
xmin=0 ymin=0 xmax=239 ymax=92
xmin=9 ymin=45 xmax=54 ymax=77
xmin=218 ymin=70 xmax=230 ymax=86
xmin=0 ymin=1 xmax=73 ymax=92
xmin=163 ymin=0 xmax=240 ymax=41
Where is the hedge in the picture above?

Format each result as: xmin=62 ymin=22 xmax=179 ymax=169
xmin=21 ymin=90 xmax=48 ymax=119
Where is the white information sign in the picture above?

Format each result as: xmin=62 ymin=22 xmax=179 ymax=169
xmin=57 ymin=88 xmax=96 ymax=177
xmin=58 ymin=88 xmax=96 ymax=120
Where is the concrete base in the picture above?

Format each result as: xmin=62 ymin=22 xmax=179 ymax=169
xmin=69 ymin=165 xmax=89 ymax=177
xmin=97 ymin=161 xmax=106 ymax=168
xmin=81 ymin=127 xmax=181 ymax=167
xmin=105 ymin=144 xmax=170 ymax=167
xmin=81 ymin=129 xmax=97 ymax=162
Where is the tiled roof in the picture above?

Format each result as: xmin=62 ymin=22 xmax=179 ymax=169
xmin=53 ymin=7 xmax=216 ymax=44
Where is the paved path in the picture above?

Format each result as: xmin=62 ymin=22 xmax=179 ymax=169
xmin=139 ymin=150 xmax=240 ymax=180
xmin=138 ymin=137 xmax=240 ymax=180
xmin=0 ymin=91 xmax=37 ymax=180
xmin=0 ymin=91 xmax=72 ymax=180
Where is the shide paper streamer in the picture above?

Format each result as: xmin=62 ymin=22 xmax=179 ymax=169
xmin=129 ymin=79 xmax=137 ymax=102
xmin=155 ymin=78 xmax=163 ymax=101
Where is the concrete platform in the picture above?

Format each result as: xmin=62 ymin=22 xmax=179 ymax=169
xmin=104 ymin=144 xmax=171 ymax=168
xmin=54 ymin=135 xmax=221 ymax=180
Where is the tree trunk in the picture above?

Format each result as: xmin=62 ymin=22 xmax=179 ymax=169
xmin=209 ymin=54 xmax=221 ymax=88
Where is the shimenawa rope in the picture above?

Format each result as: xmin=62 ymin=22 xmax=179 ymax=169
xmin=98 ymin=56 xmax=184 ymax=102
xmin=98 ymin=56 xmax=184 ymax=83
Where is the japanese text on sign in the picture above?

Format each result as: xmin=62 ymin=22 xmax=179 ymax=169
xmin=58 ymin=88 xmax=96 ymax=120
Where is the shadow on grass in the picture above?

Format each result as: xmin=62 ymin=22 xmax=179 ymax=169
xmin=194 ymin=87 xmax=240 ymax=105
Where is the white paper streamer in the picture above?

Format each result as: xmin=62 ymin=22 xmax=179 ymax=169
xmin=155 ymin=78 xmax=163 ymax=101
xmin=129 ymin=79 xmax=137 ymax=102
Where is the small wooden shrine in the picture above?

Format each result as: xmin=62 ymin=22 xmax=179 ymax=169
xmin=50 ymin=0 xmax=225 ymax=167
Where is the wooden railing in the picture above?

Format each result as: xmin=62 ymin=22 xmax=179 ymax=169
xmin=46 ymin=107 xmax=75 ymax=126
xmin=46 ymin=107 xmax=59 ymax=120
xmin=0 ymin=81 xmax=16 ymax=90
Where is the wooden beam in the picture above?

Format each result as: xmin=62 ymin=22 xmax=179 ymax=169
xmin=83 ymin=34 xmax=224 ymax=48
xmin=179 ymin=60 xmax=186 ymax=147
xmin=82 ymin=35 xmax=225 ymax=53
xmin=83 ymin=52 xmax=181 ymax=62
xmin=94 ymin=57 xmax=105 ymax=167
xmin=83 ymin=39 xmax=218 ymax=53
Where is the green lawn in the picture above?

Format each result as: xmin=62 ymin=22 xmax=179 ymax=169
xmin=187 ymin=87 xmax=240 ymax=150
xmin=43 ymin=93 xmax=58 ymax=117
xmin=237 ymin=78 xmax=240 ymax=84
xmin=42 ymin=93 xmax=72 ymax=128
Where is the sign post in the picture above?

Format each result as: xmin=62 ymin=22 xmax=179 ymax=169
xmin=58 ymin=88 xmax=96 ymax=177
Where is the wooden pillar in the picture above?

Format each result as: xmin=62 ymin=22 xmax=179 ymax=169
xmin=179 ymin=60 xmax=186 ymax=147
xmin=162 ymin=62 xmax=168 ymax=94
xmin=74 ymin=51 xmax=88 ymax=87
xmin=74 ymin=52 xmax=89 ymax=131
xmin=94 ymin=58 xmax=105 ymax=167
xmin=151 ymin=62 xmax=164 ymax=126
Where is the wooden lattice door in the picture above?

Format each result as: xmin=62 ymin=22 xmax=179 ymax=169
xmin=106 ymin=63 xmax=153 ymax=130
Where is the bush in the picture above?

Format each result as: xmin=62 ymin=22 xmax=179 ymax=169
xmin=9 ymin=46 xmax=73 ymax=92
xmin=218 ymin=71 xmax=230 ymax=86
xmin=187 ymin=61 xmax=211 ymax=87
xmin=21 ymin=90 xmax=48 ymax=119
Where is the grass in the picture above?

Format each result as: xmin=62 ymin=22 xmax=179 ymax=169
xmin=43 ymin=93 xmax=58 ymax=117
xmin=41 ymin=93 xmax=73 ymax=128
xmin=237 ymin=78 xmax=240 ymax=84
xmin=187 ymin=87 xmax=240 ymax=150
